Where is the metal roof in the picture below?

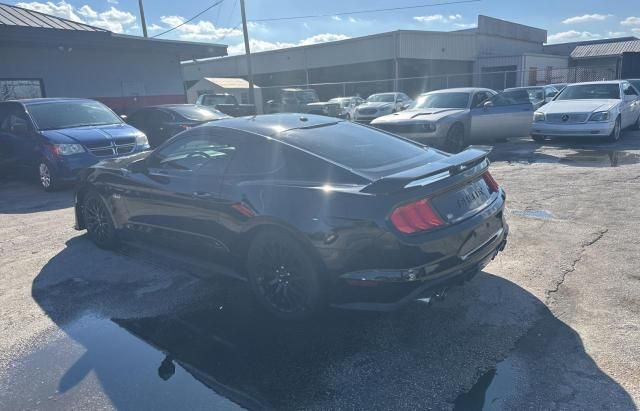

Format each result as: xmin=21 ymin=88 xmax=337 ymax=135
xmin=203 ymin=77 xmax=260 ymax=89
xmin=571 ymin=40 xmax=640 ymax=59
xmin=0 ymin=3 xmax=107 ymax=32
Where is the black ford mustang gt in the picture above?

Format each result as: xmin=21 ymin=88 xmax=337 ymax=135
xmin=74 ymin=114 xmax=508 ymax=319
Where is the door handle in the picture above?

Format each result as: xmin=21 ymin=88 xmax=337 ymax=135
xmin=193 ymin=191 xmax=213 ymax=198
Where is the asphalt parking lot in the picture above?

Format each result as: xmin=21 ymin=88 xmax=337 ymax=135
xmin=1 ymin=132 xmax=639 ymax=410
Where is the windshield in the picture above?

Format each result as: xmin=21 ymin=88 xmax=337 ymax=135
xmin=628 ymin=80 xmax=640 ymax=92
xmin=525 ymin=88 xmax=544 ymax=102
xmin=27 ymin=100 xmax=121 ymax=130
xmin=367 ymin=94 xmax=395 ymax=103
xmin=412 ymin=92 xmax=470 ymax=109
xmin=329 ymin=98 xmax=350 ymax=107
xmin=296 ymin=90 xmax=319 ymax=103
xmin=556 ymin=84 xmax=620 ymax=100
xmin=170 ymin=106 xmax=226 ymax=121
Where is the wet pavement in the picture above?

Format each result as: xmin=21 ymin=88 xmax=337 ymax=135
xmin=1 ymin=131 xmax=640 ymax=410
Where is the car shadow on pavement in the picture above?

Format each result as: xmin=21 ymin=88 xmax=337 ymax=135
xmin=18 ymin=236 xmax=637 ymax=411
xmin=0 ymin=179 xmax=74 ymax=214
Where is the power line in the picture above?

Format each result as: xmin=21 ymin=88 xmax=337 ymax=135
xmin=249 ymin=0 xmax=481 ymax=23
xmin=152 ymin=0 xmax=225 ymax=38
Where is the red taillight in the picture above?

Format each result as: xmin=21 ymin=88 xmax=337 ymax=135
xmin=390 ymin=199 xmax=444 ymax=234
xmin=482 ymin=171 xmax=500 ymax=193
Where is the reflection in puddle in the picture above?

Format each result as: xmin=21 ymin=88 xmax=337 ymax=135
xmin=559 ymin=150 xmax=640 ymax=168
xmin=453 ymin=357 xmax=517 ymax=411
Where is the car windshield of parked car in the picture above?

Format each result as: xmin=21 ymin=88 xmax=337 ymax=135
xmin=524 ymin=88 xmax=544 ymax=102
xmin=367 ymin=94 xmax=395 ymax=103
xmin=296 ymin=90 xmax=319 ymax=103
xmin=329 ymin=98 xmax=351 ymax=107
xmin=28 ymin=101 xmax=121 ymax=130
xmin=170 ymin=106 xmax=226 ymax=121
xmin=412 ymin=92 xmax=470 ymax=109
xmin=280 ymin=121 xmax=431 ymax=173
xmin=556 ymin=84 xmax=620 ymax=100
xmin=628 ymin=80 xmax=640 ymax=92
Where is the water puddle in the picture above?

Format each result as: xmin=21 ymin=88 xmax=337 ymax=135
xmin=508 ymin=209 xmax=555 ymax=221
xmin=453 ymin=357 xmax=518 ymax=410
xmin=558 ymin=150 xmax=640 ymax=167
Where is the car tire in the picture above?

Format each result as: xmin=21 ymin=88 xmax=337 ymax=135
xmin=247 ymin=229 xmax=325 ymax=320
xmin=444 ymin=123 xmax=466 ymax=153
xmin=82 ymin=191 xmax=118 ymax=249
xmin=607 ymin=116 xmax=622 ymax=143
xmin=38 ymin=161 xmax=59 ymax=192
xmin=532 ymin=135 xmax=546 ymax=143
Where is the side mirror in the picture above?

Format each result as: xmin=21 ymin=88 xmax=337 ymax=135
xmin=483 ymin=100 xmax=494 ymax=109
xmin=120 ymin=114 xmax=128 ymax=121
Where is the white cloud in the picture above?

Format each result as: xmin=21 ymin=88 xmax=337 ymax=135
xmin=414 ymin=14 xmax=447 ymax=23
xmin=147 ymin=23 xmax=164 ymax=32
xmin=547 ymin=30 xmax=601 ymax=43
xmin=107 ymin=0 xmax=118 ymax=3
xmin=159 ymin=15 xmax=242 ymax=41
xmin=414 ymin=14 xmax=466 ymax=25
xmin=621 ymin=16 xmax=640 ymax=26
xmin=331 ymin=16 xmax=341 ymax=21
xmin=228 ymin=33 xmax=350 ymax=55
xmin=633 ymin=28 xmax=640 ymax=35
xmin=16 ymin=1 xmax=137 ymax=33
xmin=16 ymin=1 xmax=83 ymax=22
xmin=77 ymin=4 xmax=97 ymax=19
xmin=455 ymin=23 xmax=476 ymax=29
xmin=607 ymin=31 xmax=626 ymax=37
xmin=562 ymin=14 xmax=612 ymax=24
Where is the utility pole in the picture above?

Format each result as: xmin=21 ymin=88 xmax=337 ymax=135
xmin=240 ymin=0 xmax=255 ymax=105
xmin=138 ymin=0 xmax=148 ymax=38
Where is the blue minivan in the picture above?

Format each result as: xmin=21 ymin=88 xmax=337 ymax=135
xmin=0 ymin=98 xmax=149 ymax=191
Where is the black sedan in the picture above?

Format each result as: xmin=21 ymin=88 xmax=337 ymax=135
xmin=126 ymin=104 xmax=229 ymax=148
xmin=74 ymin=114 xmax=508 ymax=320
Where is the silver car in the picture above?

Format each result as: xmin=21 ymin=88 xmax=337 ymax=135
xmin=504 ymin=86 xmax=560 ymax=109
xmin=353 ymin=92 xmax=412 ymax=123
xmin=372 ymin=87 xmax=534 ymax=152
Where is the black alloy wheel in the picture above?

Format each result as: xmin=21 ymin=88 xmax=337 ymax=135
xmin=444 ymin=123 xmax=466 ymax=153
xmin=247 ymin=230 xmax=324 ymax=320
xmin=83 ymin=191 xmax=118 ymax=249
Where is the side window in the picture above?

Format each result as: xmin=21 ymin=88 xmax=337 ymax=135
xmin=491 ymin=89 xmax=530 ymax=106
xmin=148 ymin=130 xmax=239 ymax=173
xmin=225 ymin=137 xmax=285 ymax=176
xmin=471 ymin=92 xmax=489 ymax=107
xmin=623 ymin=83 xmax=638 ymax=96
xmin=0 ymin=105 xmax=31 ymax=134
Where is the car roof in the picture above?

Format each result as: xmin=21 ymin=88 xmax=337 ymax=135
xmin=421 ymin=87 xmax=493 ymax=95
xmin=5 ymin=97 xmax=97 ymax=106
xmin=201 ymin=113 xmax=340 ymax=138
xmin=566 ymin=81 xmax=623 ymax=86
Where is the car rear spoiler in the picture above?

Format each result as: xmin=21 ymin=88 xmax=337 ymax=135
xmin=361 ymin=148 xmax=490 ymax=194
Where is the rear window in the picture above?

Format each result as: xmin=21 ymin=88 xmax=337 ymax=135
xmin=556 ymin=84 xmax=620 ymax=100
xmin=280 ymin=121 xmax=431 ymax=172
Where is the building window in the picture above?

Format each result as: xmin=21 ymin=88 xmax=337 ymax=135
xmin=0 ymin=79 xmax=44 ymax=101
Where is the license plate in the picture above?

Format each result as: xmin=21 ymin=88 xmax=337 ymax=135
xmin=432 ymin=179 xmax=491 ymax=222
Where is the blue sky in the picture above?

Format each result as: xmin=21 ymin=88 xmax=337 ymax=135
xmin=11 ymin=0 xmax=640 ymax=53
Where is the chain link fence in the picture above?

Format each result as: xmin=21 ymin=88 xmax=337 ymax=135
xmin=254 ymin=66 xmax=618 ymax=105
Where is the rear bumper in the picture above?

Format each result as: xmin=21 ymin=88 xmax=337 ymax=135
xmin=329 ymin=194 xmax=508 ymax=311
xmin=531 ymin=120 xmax=614 ymax=137
xmin=331 ymin=228 xmax=507 ymax=311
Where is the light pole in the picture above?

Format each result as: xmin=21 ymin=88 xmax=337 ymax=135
xmin=138 ymin=0 xmax=148 ymax=38
xmin=240 ymin=0 xmax=255 ymax=105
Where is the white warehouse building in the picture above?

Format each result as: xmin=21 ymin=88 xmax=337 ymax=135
xmin=182 ymin=15 xmax=637 ymax=104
